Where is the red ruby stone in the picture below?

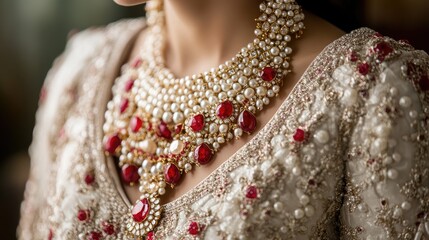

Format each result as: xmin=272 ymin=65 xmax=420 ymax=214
xmin=175 ymin=124 xmax=183 ymax=134
xmin=121 ymin=164 xmax=140 ymax=185
xmin=102 ymin=222 xmax=115 ymax=235
xmin=119 ymin=98 xmax=129 ymax=114
xmin=238 ymin=110 xmax=257 ymax=133
xmin=124 ymin=79 xmax=134 ymax=92
xmin=194 ymin=143 xmax=213 ymax=165
xmin=419 ymin=74 xmax=429 ymax=91
xmin=358 ymin=63 xmax=370 ymax=75
xmin=48 ymin=229 xmax=54 ymax=240
xmin=130 ymin=116 xmax=143 ymax=133
xmin=245 ymin=185 xmax=258 ymax=199
xmin=87 ymin=231 xmax=102 ymax=240
xmin=374 ymin=41 xmax=393 ymax=61
xmin=84 ymin=173 xmax=95 ymax=185
xmin=104 ymin=134 xmax=121 ymax=154
xmin=164 ymin=164 xmax=181 ymax=185
xmin=77 ymin=209 xmax=89 ymax=221
xmin=132 ymin=198 xmax=151 ymax=223
xmin=158 ymin=122 xmax=172 ymax=139
xmin=293 ymin=128 xmax=305 ymax=142
xmin=260 ymin=67 xmax=277 ymax=81
xmin=349 ymin=51 xmax=358 ymax=62
xmin=189 ymin=114 xmax=205 ymax=132
xmin=147 ymin=231 xmax=155 ymax=240
xmin=216 ymin=100 xmax=234 ymax=119
xmin=188 ymin=222 xmax=201 ymax=235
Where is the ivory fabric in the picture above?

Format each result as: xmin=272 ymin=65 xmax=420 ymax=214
xmin=18 ymin=19 xmax=429 ymax=240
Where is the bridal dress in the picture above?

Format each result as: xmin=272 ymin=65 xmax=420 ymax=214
xmin=18 ymin=19 xmax=429 ymax=240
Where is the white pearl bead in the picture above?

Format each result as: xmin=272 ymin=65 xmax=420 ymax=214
xmin=162 ymin=112 xmax=173 ymax=123
xmin=169 ymin=140 xmax=184 ymax=154
xmin=393 ymin=207 xmax=403 ymax=219
xmin=234 ymin=128 xmax=243 ymax=137
xmin=158 ymin=188 xmax=166 ymax=195
xmin=244 ymin=88 xmax=255 ymax=98
xmin=304 ymin=205 xmax=315 ymax=217
xmin=219 ymin=124 xmax=228 ymax=133
xmin=150 ymin=165 xmax=158 ymax=175
xmin=357 ymin=203 xmax=368 ymax=213
xmin=140 ymin=139 xmax=157 ymax=154
xmin=399 ymin=96 xmax=412 ymax=108
xmin=173 ymin=112 xmax=184 ymax=123
xmin=294 ymin=209 xmax=304 ymax=219
xmin=299 ymin=195 xmax=310 ymax=205
xmin=270 ymin=47 xmax=280 ymax=55
xmin=274 ymin=202 xmax=284 ymax=212
xmin=292 ymin=167 xmax=301 ymax=176
xmin=256 ymin=86 xmax=267 ymax=96
xmin=314 ymin=130 xmax=330 ymax=144
xmin=387 ymin=169 xmax=398 ymax=179
xmin=392 ymin=153 xmax=402 ymax=162
xmin=401 ymin=201 xmax=411 ymax=210
xmin=184 ymin=163 xmax=192 ymax=172
xmin=370 ymin=138 xmax=387 ymax=155
xmin=142 ymin=159 xmax=152 ymax=171
xmin=152 ymin=107 xmax=163 ymax=118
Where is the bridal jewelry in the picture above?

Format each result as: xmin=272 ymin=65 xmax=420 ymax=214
xmin=103 ymin=0 xmax=305 ymax=238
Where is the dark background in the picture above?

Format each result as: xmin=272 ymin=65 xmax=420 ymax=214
xmin=0 ymin=0 xmax=428 ymax=239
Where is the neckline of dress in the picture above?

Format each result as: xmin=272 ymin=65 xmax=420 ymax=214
xmin=99 ymin=22 xmax=375 ymax=213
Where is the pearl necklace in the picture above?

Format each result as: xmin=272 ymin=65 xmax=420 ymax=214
xmin=103 ymin=0 xmax=304 ymax=238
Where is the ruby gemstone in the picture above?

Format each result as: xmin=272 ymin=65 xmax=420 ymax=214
xmin=130 ymin=116 xmax=143 ymax=133
xmin=189 ymin=114 xmax=205 ymax=132
xmin=293 ymin=128 xmax=305 ymax=142
xmin=238 ymin=110 xmax=257 ymax=133
xmin=374 ymin=41 xmax=393 ymax=61
xmin=87 ymin=231 xmax=102 ymax=240
xmin=194 ymin=143 xmax=213 ymax=165
xmin=358 ymin=63 xmax=370 ymax=76
xmin=349 ymin=51 xmax=358 ymax=62
xmin=84 ymin=173 xmax=95 ymax=185
xmin=146 ymin=231 xmax=154 ymax=240
xmin=119 ymin=98 xmax=129 ymax=114
xmin=132 ymin=198 xmax=151 ymax=223
xmin=158 ymin=122 xmax=172 ymax=139
xmin=216 ymin=100 xmax=234 ymax=119
xmin=164 ymin=164 xmax=181 ymax=185
xmin=48 ymin=229 xmax=54 ymax=240
xmin=104 ymin=134 xmax=121 ymax=154
xmin=260 ymin=67 xmax=277 ymax=81
xmin=121 ymin=164 xmax=140 ymax=185
xmin=419 ymin=74 xmax=429 ymax=91
xmin=102 ymin=222 xmax=115 ymax=235
xmin=124 ymin=79 xmax=134 ymax=92
xmin=77 ymin=209 xmax=89 ymax=221
xmin=188 ymin=222 xmax=201 ymax=235
xmin=245 ymin=185 xmax=258 ymax=199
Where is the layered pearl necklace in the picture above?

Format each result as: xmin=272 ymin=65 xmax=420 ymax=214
xmin=103 ymin=0 xmax=304 ymax=238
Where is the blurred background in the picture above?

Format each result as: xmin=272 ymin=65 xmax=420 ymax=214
xmin=0 ymin=0 xmax=428 ymax=239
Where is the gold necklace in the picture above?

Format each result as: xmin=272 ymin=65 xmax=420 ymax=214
xmin=103 ymin=0 xmax=304 ymax=238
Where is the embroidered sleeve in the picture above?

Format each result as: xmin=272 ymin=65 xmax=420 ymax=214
xmin=340 ymin=41 xmax=429 ymax=239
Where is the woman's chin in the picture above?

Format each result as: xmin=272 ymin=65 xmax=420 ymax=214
xmin=114 ymin=0 xmax=147 ymax=6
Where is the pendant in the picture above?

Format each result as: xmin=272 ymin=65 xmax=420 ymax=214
xmin=126 ymin=194 xmax=162 ymax=238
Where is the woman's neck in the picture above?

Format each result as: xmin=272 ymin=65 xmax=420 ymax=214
xmin=163 ymin=0 xmax=262 ymax=77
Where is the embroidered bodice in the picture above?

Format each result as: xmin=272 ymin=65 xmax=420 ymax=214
xmin=18 ymin=19 xmax=429 ymax=240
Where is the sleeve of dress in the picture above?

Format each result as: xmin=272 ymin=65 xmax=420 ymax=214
xmin=340 ymin=47 xmax=429 ymax=239
xmin=17 ymin=29 xmax=104 ymax=239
